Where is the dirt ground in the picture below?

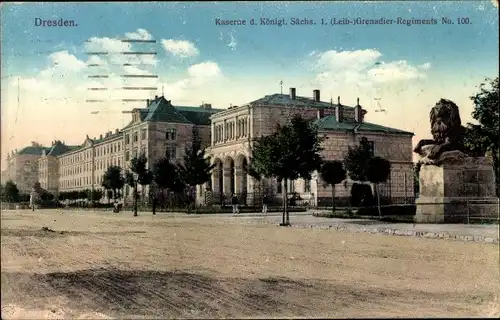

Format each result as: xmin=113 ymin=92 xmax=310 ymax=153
xmin=1 ymin=210 xmax=499 ymax=319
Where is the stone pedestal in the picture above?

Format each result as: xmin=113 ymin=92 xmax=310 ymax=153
xmin=415 ymin=156 xmax=499 ymax=223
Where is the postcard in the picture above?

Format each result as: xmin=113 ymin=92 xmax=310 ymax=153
xmin=1 ymin=1 xmax=499 ymax=319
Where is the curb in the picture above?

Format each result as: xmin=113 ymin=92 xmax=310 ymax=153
xmin=287 ymin=223 xmax=499 ymax=244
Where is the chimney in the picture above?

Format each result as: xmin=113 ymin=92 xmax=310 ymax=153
xmin=337 ymin=96 xmax=341 ymax=105
xmin=289 ymin=88 xmax=296 ymax=100
xmin=146 ymin=99 xmax=150 ymax=106
xmin=317 ymin=108 xmax=325 ymax=119
xmin=355 ymin=105 xmax=364 ymax=123
xmin=100 ymin=134 xmax=103 ymax=139
xmin=313 ymin=89 xmax=320 ymax=102
xmin=115 ymin=129 xmax=119 ymax=134
xmin=335 ymin=104 xmax=343 ymax=122
xmin=155 ymin=95 xmax=158 ymax=100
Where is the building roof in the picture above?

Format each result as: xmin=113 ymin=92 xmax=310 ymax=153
xmin=90 ymin=131 xmax=123 ymax=145
xmin=176 ymin=105 xmax=224 ymax=125
xmin=16 ymin=145 xmax=50 ymax=156
xmin=47 ymin=142 xmax=76 ymax=156
xmin=122 ymin=97 xmax=223 ymax=128
xmin=312 ymin=115 xmax=414 ymax=135
xmin=246 ymin=93 xmax=355 ymax=110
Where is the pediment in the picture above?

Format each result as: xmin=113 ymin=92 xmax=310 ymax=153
xmin=82 ymin=136 xmax=93 ymax=148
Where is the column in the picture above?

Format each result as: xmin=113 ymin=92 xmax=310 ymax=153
xmin=223 ymin=120 xmax=227 ymax=142
xmin=211 ymin=122 xmax=215 ymax=146
xmin=235 ymin=167 xmax=243 ymax=194
xmin=223 ymin=167 xmax=232 ymax=195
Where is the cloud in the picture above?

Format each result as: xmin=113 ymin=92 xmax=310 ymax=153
xmin=227 ymin=33 xmax=237 ymax=51
xmin=310 ymin=49 xmax=429 ymax=88
xmin=162 ymin=39 xmax=199 ymax=58
xmin=161 ymin=61 xmax=224 ymax=100
xmin=125 ymin=28 xmax=153 ymax=40
xmin=48 ymin=51 xmax=86 ymax=70
xmin=187 ymin=61 xmax=221 ymax=79
xmin=418 ymin=62 xmax=431 ymax=70
xmin=85 ymin=37 xmax=130 ymax=53
xmin=368 ymin=60 xmax=428 ymax=83
xmin=220 ymin=32 xmax=237 ymax=51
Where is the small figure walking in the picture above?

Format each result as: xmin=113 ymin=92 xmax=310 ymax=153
xmin=29 ymin=189 xmax=36 ymax=211
xmin=231 ymin=194 xmax=239 ymax=215
xmin=262 ymin=194 xmax=268 ymax=215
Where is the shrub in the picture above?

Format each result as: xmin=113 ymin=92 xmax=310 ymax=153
xmin=357 ymin=204 xmax=416 ymax=216
xmin=350 ymin=183 xmax=374 ymax=207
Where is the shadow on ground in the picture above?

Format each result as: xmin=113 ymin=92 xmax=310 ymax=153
xmin=1 ymin=268 xmax=416 ymax=318
xmin=343 ymin=220 xmax=382 ymax=226
xmin=0 ymin=228 xmax=147 ymax=237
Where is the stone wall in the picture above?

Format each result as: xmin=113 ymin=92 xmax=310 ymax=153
xmin=316 ymin=131 xmax=414 ymax=204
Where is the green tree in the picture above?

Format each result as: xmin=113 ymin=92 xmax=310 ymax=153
xmin=3 ymin=180 xmax=19 ymax=203
xmin=319 ymin=160 xmax=347 ymax=213
xmin=126 ymin=153 xmax=153 ymax=216
xmin=366 ymin=156 xmax=392 ymax=218
xmin=248 ymin=115 xmax=324 ymax=226
xmin=153 ymin=156 xmax=185 ymax=209
xmin=344 ymin=137 xmax=373 ymax=182
xmin=464 ymin=77 xmax=499 ymax=196
xmin=177 ymin=128 xmax=215 ymax=213
xmin=91 ymin=189 xmax=104 ymax=203
xmin=102 ymin=165 xmax=125 ymax=203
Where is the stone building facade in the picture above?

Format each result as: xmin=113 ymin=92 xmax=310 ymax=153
xmin=3 ymin=142 xmax=49 ymax=194
xmin=36 ymin=96 xmax=220 ymax=201
xmin=200 ymin=88 xmax=414 ymax=206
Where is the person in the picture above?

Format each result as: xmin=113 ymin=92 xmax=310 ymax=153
xmin=231 ymin=194 xmax=239 ymax=215
xmin=29 ymin=189 xmax=37 ymax=211
xmin=262 ymin=194 xmax=268 ymax=215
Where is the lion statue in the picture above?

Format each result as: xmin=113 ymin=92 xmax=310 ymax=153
xmin=413 ymin=98 xmax=466 ymax=163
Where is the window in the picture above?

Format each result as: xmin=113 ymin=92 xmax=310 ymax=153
xmin=277 ymin=179 xmax=282 ymax=194
xmin=367 ymin=141 xmax=375 ymax=157
xmin=140 ymin=147 xmax=146 ymax=156
xmin=141 ymin=129 xmax=147 ymax=140
xmin=125 ymin=151 xmax=130 ymax=162
xmin=304 ymin=179 xmax=311 ymax=193
xmin=125 ymin=134 xmax=130 ymax=144
xmin=166 ymin=145 xmax=176 ymax=159
xmin=166 ymin=128 xmax=177 ymax=140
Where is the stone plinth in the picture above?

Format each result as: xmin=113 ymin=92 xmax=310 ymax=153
xmin=415 ymin=156 xmax=500 ymax=223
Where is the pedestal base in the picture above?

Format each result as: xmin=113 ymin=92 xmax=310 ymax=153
xmin=415 ymin=196 xmax=499 ymax=223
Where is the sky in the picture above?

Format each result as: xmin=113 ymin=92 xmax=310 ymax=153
xmin=1 ymin=1 xmax=498 ymax=166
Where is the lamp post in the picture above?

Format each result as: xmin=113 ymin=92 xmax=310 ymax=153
xmin=150 ymin=180 xmax=157 ymax=215
xmin=133 ymin=172 xmax=139 ymax=216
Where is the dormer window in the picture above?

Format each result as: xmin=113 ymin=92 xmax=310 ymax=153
xmin=166 ymin=128 xmax=177 ymax=140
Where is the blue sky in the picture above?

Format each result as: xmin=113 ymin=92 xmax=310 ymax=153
xmin=0 ymin=1 xmax=498 ymax=163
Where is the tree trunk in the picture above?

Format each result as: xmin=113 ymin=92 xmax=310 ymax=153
xmin=283 ymin=179 xmax=290 ymax=226
xmin=152 ymin=195 xmax=156 ymax=215
xmin=376 ymin=184 xmax=381 ymax=218
xmin=133 ymin=186 xmax=138 ymax=216
xmin=331 ymin=185 xmax=336 ymax=213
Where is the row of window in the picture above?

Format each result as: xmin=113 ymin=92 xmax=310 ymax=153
xmin=60 ymin=143 xmax=123 ymax=166
xmin=124 ymin=129 xmax=147 ymax=144
xmin=213 ymin=118 xmax=248 ymax=143
xmin=60 ymin=157 xmax=123 ymax=177
xmin=60 ymin=173 xmax=108 ymax=189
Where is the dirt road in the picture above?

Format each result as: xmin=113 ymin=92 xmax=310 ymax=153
xmin=2 ymin=210 xmax=499 ymax=319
